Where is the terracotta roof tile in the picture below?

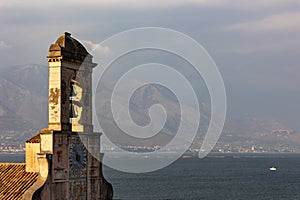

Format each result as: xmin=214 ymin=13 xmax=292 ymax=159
xmin=26 ymin=133 xmax=41 ymax=143
xmin=0 ymin=163 xmax=39 ymax=200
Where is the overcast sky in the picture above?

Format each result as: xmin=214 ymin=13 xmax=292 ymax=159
xmin=0 ymin=0 xmax=300 ymax=129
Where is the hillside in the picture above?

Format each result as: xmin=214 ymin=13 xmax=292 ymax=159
xmin=0 ymin=64 xmax=298 ymax=152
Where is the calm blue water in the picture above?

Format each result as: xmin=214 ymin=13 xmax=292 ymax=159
xmin=103 ymin=154 xmax=300 ymax=200
xmin=2 ymin=153 xmax=300 ymax=199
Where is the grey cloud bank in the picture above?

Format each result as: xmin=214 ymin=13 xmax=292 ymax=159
xmin=0 ymin=0 xmax=299 ymax=129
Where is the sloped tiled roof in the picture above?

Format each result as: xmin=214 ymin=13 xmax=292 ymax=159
xmin=0 ymin=163 xmax=39 ymax=200
xmin=26 ymin=133 xmax=41 ymax=143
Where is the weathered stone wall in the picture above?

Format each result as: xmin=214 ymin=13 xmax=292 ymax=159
xmin=25 ymin=143 xmax=40 ymax=173
xmin=48 ymin=61 xmax=62 ymax=131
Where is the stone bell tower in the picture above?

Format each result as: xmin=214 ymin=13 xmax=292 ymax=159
xmin=24 ymin=32 xmax=112 ymax=200
xmin=48 ymin=31 xmax=94 ymax=133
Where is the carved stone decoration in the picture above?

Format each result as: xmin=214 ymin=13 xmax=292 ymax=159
xmin=49 ymin=88 xmax=60 ymax=105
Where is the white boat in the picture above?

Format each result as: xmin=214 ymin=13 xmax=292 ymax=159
xmin=269 ymin=166 xmax=277 ymax=171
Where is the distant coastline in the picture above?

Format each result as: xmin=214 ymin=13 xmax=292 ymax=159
xmin=1 ymin=152 xmax=300 ymax=163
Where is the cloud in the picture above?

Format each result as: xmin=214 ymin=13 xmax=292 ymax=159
xmin=81 ymin=40 xmax=111 ymax=55
xmin=226 ymin=0 xmax=300 ymax=10
xmin=228 ymin=12 xmax=300 ymax=33
xmin=0 ymin=41 xmax=9 ymax=49
xmin=1 ymin=0 xmax=299 ymax=10
xmin=0 ymin=0 xmax=213 ymax=8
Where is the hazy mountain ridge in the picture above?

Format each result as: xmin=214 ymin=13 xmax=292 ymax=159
xmin=0 ymin=64 xmax=48 ymax=130
xmin=0 ymin=64 xmax=298 ymax=152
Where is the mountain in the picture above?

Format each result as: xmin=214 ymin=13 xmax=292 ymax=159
xmin=0 ymin=64 xmax=48 ymax=130
xmin=95 ymin=82 xmax=208 ymax=148
xmin=0 ymin=64 xmax=298 ymax=152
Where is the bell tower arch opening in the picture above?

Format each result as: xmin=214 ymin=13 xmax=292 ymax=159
xmin=69 ymin=75 xmax=84 ymax=129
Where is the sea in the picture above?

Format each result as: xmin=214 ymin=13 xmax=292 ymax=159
xmin=1 ymin=153 xmax=300 ymax=200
